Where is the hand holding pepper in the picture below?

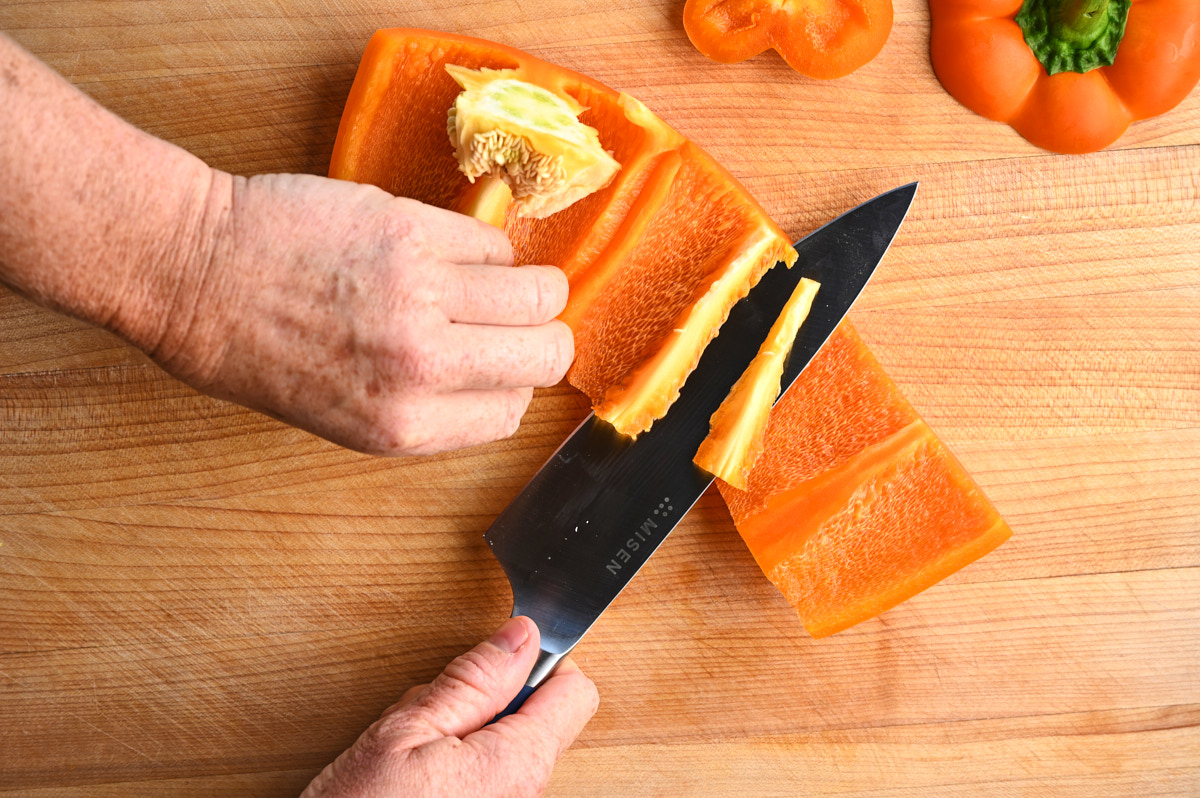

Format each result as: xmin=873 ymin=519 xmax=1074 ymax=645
xmin=151 ymin=173 xmax=575 ymax=456
xmin=0 ymin=33 xmax=573 ymax=457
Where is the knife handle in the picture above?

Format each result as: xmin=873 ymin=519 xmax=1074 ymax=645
xmin=487 ymin=646 xmax=565 ymax=724
xmin=491 ymin=684 xmax=536 ymax=722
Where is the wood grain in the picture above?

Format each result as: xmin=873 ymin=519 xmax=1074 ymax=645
xmin=2 ymin=0 xmax=1199 ymax=796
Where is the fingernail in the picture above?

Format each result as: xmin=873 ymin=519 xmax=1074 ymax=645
xmin=489 ymin=617 xmax=530 ymax=654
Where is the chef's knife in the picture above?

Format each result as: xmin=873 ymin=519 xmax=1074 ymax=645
xmin=485 ymin=183 xmax=918 ymax=717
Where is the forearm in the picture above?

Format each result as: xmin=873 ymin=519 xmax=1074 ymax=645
xmin=0 ymin=32 xmax=229 ymax=354
xmin=0 ymin=33 xmax=572 ymax=457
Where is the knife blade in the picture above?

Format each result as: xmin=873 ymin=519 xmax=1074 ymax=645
xmin=484 ymin=182 xmax=918 ymax=716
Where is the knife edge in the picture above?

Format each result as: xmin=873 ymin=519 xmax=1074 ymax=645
xmin=484 ymin=182 xmax=919 ymax=694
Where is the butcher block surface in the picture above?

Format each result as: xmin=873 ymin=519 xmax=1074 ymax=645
xmin=2 ymin=1 xmax=1198 ymax=795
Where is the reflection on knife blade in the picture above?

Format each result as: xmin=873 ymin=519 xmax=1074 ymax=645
xmin=484 ymin=183 xmax=918 ymax=716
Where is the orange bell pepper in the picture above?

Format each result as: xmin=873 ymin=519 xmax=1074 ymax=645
xmin=930 ymin=0 xmax=1200 ymax=154
xmin=682 ymin=0 xmax=894 ymax=79
xmin=330 ymin=28 xmax=796 ymax=438
xmin=331 ymin=29 xmax=1012 ymax=637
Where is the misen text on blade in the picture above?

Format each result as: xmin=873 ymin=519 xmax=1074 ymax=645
xmin=606 ymin=498 xmax=673 ymax=575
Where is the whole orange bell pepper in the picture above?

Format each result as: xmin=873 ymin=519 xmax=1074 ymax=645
xmin=930 ymin=0 xmax=1200 ymax=153
xmin=683 ymin=0 xmax=894 ymax=79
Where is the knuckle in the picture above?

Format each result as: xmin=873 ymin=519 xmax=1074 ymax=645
xmin=360 ymin=714 xmax=420 ymax=762
xmin=445 ymin=269 xmax=474 ymax=318
xmin=519 ymin=744 xmax=558 ymax=796
xmin=409 ymin=350 xmax=444 ymax=390
xmin=529 ymin=266 xmax=567 ymax=322
xmin=397 ymin=337 xmax=446 ymax=390
xmin=581 ymin=675 xmax=601 ymax=717
xmin=381 ymin=304 xmax=445 ymax=389
xmin=540 ymin=322 xmax=574 ymax=385
xmin=477 ymin=222 xmax=514 ymax=266
xmin=388 ymin=264 xmax=439 ymax=319
xmin=377 ymin=199 xmax=422 ymax=248
xmin=499 ymin=389 xmax=531 ymax=439
xmin=429 ymin=254 xmax=466 ymax=303
xmin=373 ymin=403 xmax=432 ymax=456
xmin=560 ymin=668 xmax=600 ymax=717
xmin=437 ymin=648 xmax=506 ymax=702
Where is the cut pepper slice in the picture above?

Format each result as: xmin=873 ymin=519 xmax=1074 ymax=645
xmin=718 ymin=324 xmax=1012 ymax=637
xmin=695 ymin=278 xmax=820 ymax=489
xmin=683 ymin=0 xmax=894 ymax=79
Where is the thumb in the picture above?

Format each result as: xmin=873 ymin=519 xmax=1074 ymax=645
xmin=387 ymin=616 xmax=541 ymax=745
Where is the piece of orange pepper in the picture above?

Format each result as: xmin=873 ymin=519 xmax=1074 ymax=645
xmin=929 ymin=0 xmax=1200 ymax=154
xmin=683 ymin=0 xmax=894 ymax=79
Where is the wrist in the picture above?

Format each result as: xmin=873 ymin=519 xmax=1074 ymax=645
xmin=0 ymin=34 xmax=236 ymax=375
xmin=111 ymin=165 xmax=237 ymax=378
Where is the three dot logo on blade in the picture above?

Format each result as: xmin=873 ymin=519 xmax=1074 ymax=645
xmin=605 ymin=497 xmax=676 ymax=576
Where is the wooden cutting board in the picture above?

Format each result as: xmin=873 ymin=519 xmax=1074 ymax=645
xmin=2 ymin=1 xmax=1198 ymax=795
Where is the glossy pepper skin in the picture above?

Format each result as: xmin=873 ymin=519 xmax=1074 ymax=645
xmin=683 ymin=0 xmax=894 ymax=79
xmin=930 ymin=0 xmax=1200 ymax=154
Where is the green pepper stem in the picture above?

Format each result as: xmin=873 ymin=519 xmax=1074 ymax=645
xmin=1015 ymin=0 xmax=1129 ymax=75
xmin=1052 ymin=0 xmax=1110 ymax=49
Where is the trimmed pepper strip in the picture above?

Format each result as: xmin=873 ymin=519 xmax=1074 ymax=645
xmin=683 ymin=0 xmax=894 ymax=79
xmin=929 ymin=0 xmax=1200 ymax=153
xmin=695 ymin=278 xmax=820 ymax=489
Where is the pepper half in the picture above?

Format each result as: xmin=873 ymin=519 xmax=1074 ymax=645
xmin=683 ymin=0 xmax=894 ymax=79
xmin=330 ymin=28 xmax=796 ymax=438
xmin=929 ymin=0 xmax=1200 ymax=153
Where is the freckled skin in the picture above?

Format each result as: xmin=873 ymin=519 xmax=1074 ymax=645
xmin=161 ymin=172 xmax=576 ymax=457
xmin=0 ymin=33 xmax=574 ymax=458
xmin=2 ymin=33 xmax=597 ymax=796
xmin=303 ymin=618 xmax=598 ymax=798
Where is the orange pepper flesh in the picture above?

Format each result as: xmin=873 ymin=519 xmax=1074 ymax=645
xmin=330 ymin=28 xmax=795 ymax=437
xmin=683 ymin=0 xmax=894 ymax=79
xmin=929 ymin=0 xmax=1200 ymax=153
xmin=719 ymin=324 xmax=1012 ymax=638
xmin=331 ymin=29 xmax=1012 ymax=636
